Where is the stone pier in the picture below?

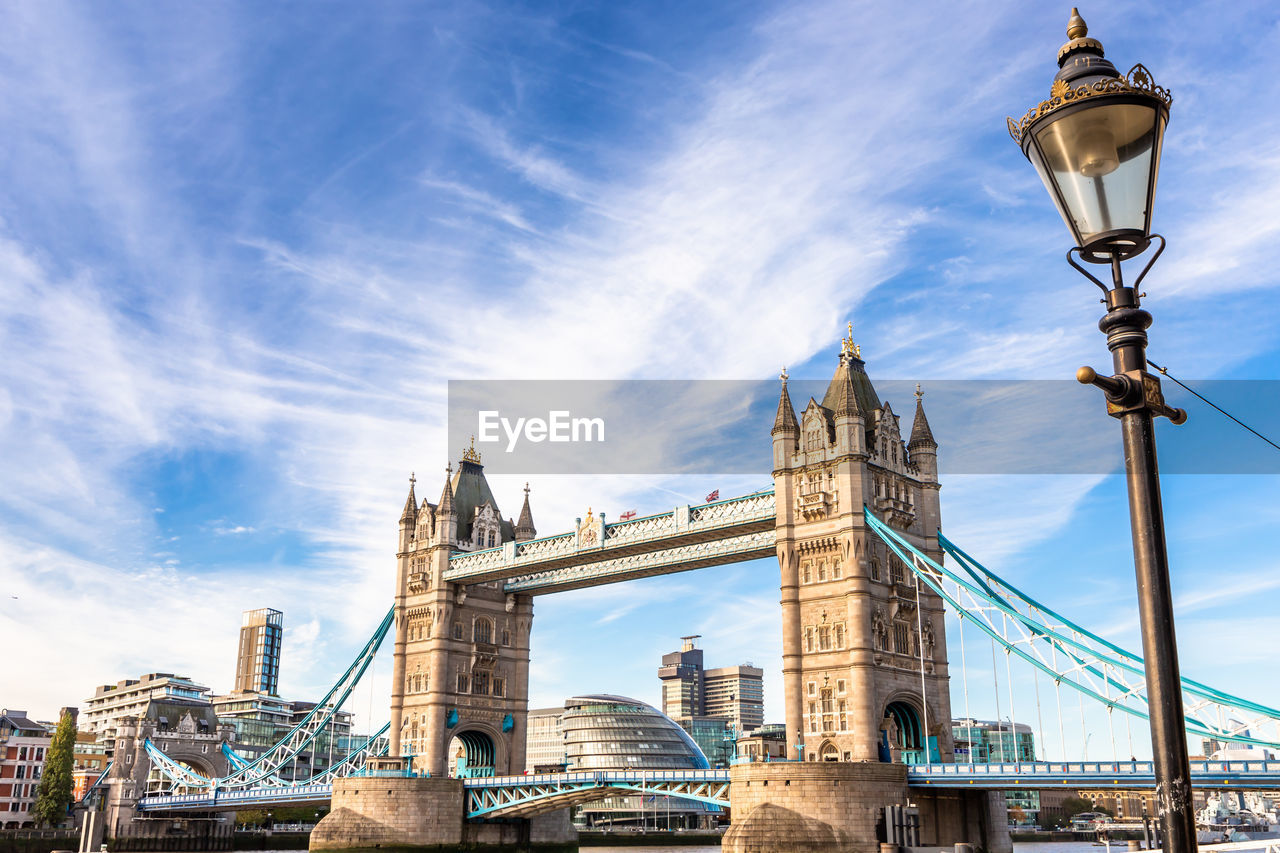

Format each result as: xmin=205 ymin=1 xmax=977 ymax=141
xmin=722 ymin=762 xmax=1011 ymax=853
xmin=310 ymin=776 xmax=577 ymax=853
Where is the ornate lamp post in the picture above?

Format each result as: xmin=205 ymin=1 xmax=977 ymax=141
xmin=1008 ymin=10 xmax=1195 ymax=853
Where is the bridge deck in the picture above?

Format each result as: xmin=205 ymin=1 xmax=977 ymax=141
xmin=135 ymin=760 xmax=1280 ymax=814
xmin=444 ymin=491 xmax=777 ymax=594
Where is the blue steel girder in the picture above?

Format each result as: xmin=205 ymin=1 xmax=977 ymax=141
xmin=444 ymin=490 xmax=776 ymax=591
xmin=464 ymin=770 xmax=731 ymax=819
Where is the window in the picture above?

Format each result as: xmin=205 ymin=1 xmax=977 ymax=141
xmin=834 ymin=623 xmax=844 ymax=648
xmin=894 ymin=622 xmax=911 ymax=655
xmin=838 ymin=700 xmax=848 ymax=731
xmin=837 ymin=679 xmax=846 ymax=694
xmin=804 ymin=628 xmax=814 ymax=653
xmin=890 ymin=557 xmax=904 ymax=585
xmin=817 ymin=561 xmax=826 ymax=582
xmin=821 ymin=688 xmax=834 ymax=732
xmin=456 ymin=673 xmax=470 ymax=693
xmin=818 ymin=626 xmax=830 ymax=651
xmin=833 ymin=560 xmax=842 ymax=580
xmin=807 ymin=681 xmax=817 ymax=696
xmin=492 ymin=677 xmax=505 ymax=698
xmin=452 ymin=621 xmax=463 ymax=640
xmin=472 ymin=673 xmax=490 ymax=696
xmin=802 ymin=561 xmax=811 ymax=584
xmin=808 ymin=703 xmax=818 ymax=733
xmin=870 ymin=557 xmax=881 ymax=582
xmin=474 ymin=618 xmax=493 ymax=645
xmin=501 ymin=629 xmax=510 ymax=646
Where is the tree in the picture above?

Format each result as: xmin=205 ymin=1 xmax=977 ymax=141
xmin=33 ymin=711 xmax=76 ymax=827
xmin=1061 ymin=796 xmax=1097 ymax=818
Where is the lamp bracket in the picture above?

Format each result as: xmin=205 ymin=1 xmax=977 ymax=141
xmin=1067 ymin=233 xmax=1166 ymax=297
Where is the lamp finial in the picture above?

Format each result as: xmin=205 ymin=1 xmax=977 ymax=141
xmin=1066 ymin=8 xmax=1088 ymax=40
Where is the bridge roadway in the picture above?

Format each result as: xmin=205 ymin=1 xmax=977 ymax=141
xmin=136 ymin=760 xmax=1280 ymax=818
xmin=443 ymin=490 xmax=777 ymax=594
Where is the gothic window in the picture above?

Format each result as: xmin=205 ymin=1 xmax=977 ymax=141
xmin=452 ymin=621 xmax=463 ymax=640
xmin=487 ymin=531 xmax=496 ymax=548
xmin=890 ymin=557 xmax=904 ymax=585
xmin=837 ymin=679 xmax=846 ymax=693
xmin=802 ymin=561 xmax=811 ymax=584
xmin=474 ymin=617 xmax=493 ymax=645
xmin=807 ymin=681 xmax=817 ymax=696
xmin=838 ymin=700 xmax=848 ymax=731
xmin=833 ymin=560 xmax=842 ymax=580
xmin=808 ymin=702 xmax=818 ymax=733
xmin=870 ymin=557 xmax=881 ymax=582
xmin=834 ymin=623 xmax=845 ymax=648
xmin=456 ymin=673 xmax=470 ymax=693
xmin=821 ymin=688 xmax=834 ymax=732
xmin=493 ymin=677 xmax=506 ymax=698
xmin=817 ymin=561 xmax=826 ymax=582
xmin=818 ymin=626 xmax=831 ymax=651
xmin=893 ymin=622 xmax=910 ymax=655
xmin=472 ymin=673 xmax=490 ymax=696
xmin=501 ymin=628 xmax=511 ymax=646
xmin=804 ymin=628 xmax=814 ymax=653
xmin=425 ymin=616 xmax=433 ymax=639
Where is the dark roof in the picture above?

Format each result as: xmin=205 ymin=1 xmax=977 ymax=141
xmin=449 ymin=460 xmax=514 ymax=543
xmin=772 ymin=381 xmax=799 ymax=435
xmin=0 ymin=710 xmax=47 ymax=736
xmin=910 ymin=396 xmax=936 ymax=446
xmin=821 ymin=355 xmax=879 ymax=420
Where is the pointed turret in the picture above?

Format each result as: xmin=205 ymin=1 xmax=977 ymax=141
xmin=438 ymin=466 xmax=454 ymax=514
xmin=909 ymin=384 xmax=936 ymax=449
xmin=821 ymin=322 xmax=879 ymax=420
xmin=436 ymin=464 xmax=457 ymax=545
xmin=400 ymin=474 xmax=418 ymax=523
xmin=772 ymin=368 xmax=799 ymax=436
xmin=515 ymin=483 xmax=537 ymax=541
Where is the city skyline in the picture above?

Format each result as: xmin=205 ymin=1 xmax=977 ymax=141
xmin=2 ymin=0 xmax=1280 ymax=762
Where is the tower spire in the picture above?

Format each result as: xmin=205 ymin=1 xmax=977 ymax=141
xmin=772 ymin=367 xmax=799 ymax=435
xmin=909 ymin=384 xmax=936 ymax=447
xmin=515 ymin=482 xmax=537 ymax=541
xmin=400 ymin=473 xmax=418 ymax=522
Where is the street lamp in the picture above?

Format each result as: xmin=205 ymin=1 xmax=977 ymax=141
xmin=1008 ymin=9 xmax=1195 ymax=853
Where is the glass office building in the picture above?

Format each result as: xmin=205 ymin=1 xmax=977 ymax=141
xmin=557 ymin=694 xmax=720 ymax=829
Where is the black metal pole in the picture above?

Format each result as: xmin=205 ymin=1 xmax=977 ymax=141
xmin=1097 ymin=280 xmax=1198 ymax=853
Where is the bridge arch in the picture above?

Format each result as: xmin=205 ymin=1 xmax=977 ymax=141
xmin=448 ymin=725 xmax=502 ymax=778
xmin=881 ymin=699 xmax=925 ymax=764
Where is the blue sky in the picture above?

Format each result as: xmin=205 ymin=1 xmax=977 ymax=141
xmin=2 ymin=1 xmax=1279 ymax=759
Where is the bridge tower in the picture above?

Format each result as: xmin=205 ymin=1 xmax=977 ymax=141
xmin=387 ymin=445 xmax=536 ymax=778
xmin=771 ymin=329 xmax=951 ymax=765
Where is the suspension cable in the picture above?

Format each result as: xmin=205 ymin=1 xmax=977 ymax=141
xmin=1001 ymin=612 xmax=1020 ymax=768
xmin=959 ymin=614 xmax=974 ymax=766
xmin=991 ymin=636 xmax=1004 ymax=762
xmin=1148 ymin=359 xmax=1280 ymax=453
xmin=1052 ymin=643 xmax=1066 ymax=761
xmin=915 ymin=570 xmax=931 ymax=767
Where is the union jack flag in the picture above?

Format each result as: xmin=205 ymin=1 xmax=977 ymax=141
xmin=705 ymin=489 xmax=719 ymax=502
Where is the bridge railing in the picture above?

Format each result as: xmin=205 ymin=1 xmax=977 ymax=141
xmin=446 ymin=491 xmax=776 ymax=580
xmin=907 ymin=759 xmax=1280 ymax=778
xmin=462 ymin=768 xmax=731 ymax=788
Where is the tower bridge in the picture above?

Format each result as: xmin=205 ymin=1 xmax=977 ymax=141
xmin=107 ymin=330 xmax=1280 ymax=853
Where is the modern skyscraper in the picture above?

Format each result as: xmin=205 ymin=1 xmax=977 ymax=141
xmin=657 ymin=636 xmax=704 ymax=718
xmin=704 ymin=664 xmax=764 ymax=733
xmin=657 ymin=637 xmax=765 ymax=748
xmin=235 ymin=608 xmax=283 ymax=695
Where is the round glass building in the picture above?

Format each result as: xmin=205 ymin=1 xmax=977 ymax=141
xmin=558 ymin=694 xmax=718 ymax=829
